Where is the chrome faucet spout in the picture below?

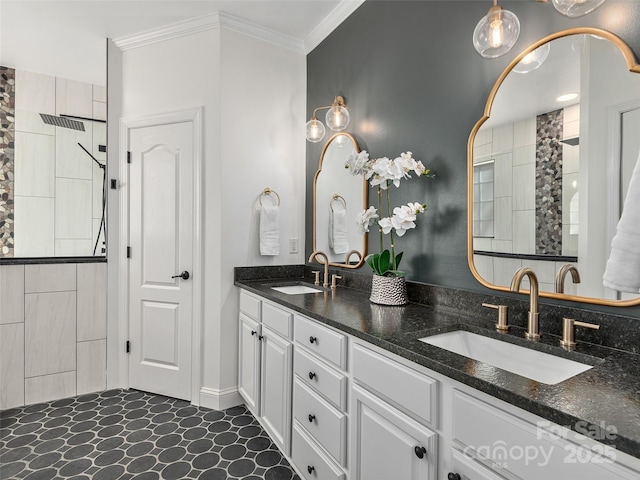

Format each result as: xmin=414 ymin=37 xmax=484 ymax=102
xmin=555 ymin=264 xmax=581 ymax=294
xmin=309 ymin=250 xmax=330 ymax=288
xmin=509 ymin=267 xmax=541 ymax=340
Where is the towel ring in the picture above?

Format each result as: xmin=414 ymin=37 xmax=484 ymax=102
xmin=330 ymin=194 xmax=347 ymax=211
xmin=259 ymin=187 xmax=280 ymax=206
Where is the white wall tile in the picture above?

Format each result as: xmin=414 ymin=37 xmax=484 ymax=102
xmin=513 ymin=210 xmax=536 ymax=254
xmin=494 ymin=152 xmax=513 ymax=198
xmin=24 ymin=291 xmax=76 ymax=377
xmin=13 ymin=196 xmax=55 ymax=257
xmin=475 ymin=126 xmax=492 ymax=147
xmin=92 ymin=121 xmax=107 ymax=162
xmin=92 ymin=219 xmax=106 ymax=256
xmin=14 ymin=110 xmax=55 ymax=135
xmin=77 ymin=340 xmax=106 ymax=395
xmin=93 ymin=85 xmax=106 ymax=103
xmin=25 ymin=371 xmax=76 ymax=405
xmin=56 ymin=124 xmax=94 ymax=180
xmin=77 ymin=263 xmax=107 ymax=341
xmin=494 ymin=257 xmax=524 ymax=286
xmin=528 ymin=259 xmax=557 ymax=285
xmin=55 ymin=239 xmax=93 ymax=257
xmin=564 ymin=103 xmax=580 ymax=123
xmin=473 ymin=144 xmax=491 ymax=160
xmin=494 ymin=197 xmax=513 ymax=241
xmin=513 ymin=145 xmax=535 ymax=167
xmin=513 ymin=117 xmax=536 ymax=148
xmin=473 ymin=254 xmax=494 ymax=283
xmin=563 ymin=144 xmax=579 ymax=174
xmin=55 ymin=178 xmax=93 ymax=239
xmin=25 ymin=264 xmax=76 ymax=293
xmin=15 ymin=70 xmax=55 ymax=114
xmin=513 ymin=163 xmax=535 ymax=211
xmin=14 ymin=131 xmax=55 ymax=197
xmin=56 ymin=78 xmax=93 ymax=118
xmin=491 ymin=240 xmax=513 ymax=253
xmin=0 ymin=265 xmax=25 ymax=325
xmin=93 ymin=101 xmax=106 ymax=121
xmin=492 ymin=124 xmax=514 ymax=154
xmin=0 ymin=323 xmax=25 ymax=409
xmin=473 ymin=237 xmax=492 ymax=251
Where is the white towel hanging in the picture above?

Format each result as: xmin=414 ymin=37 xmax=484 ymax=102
xmin=603 ymin=146 xmax=640 ymax=293
xmin=329 ymin=198 xmax=349 ymax=255
xmin=260 ymin=204 xmax=280 ymax=256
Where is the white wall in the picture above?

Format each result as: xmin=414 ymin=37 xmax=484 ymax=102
xmin=116 ymin=25 xmax=305 ymax=405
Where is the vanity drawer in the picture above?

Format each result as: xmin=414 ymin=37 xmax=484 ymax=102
xmin=453 ymin=390 xmax=638 ymax=480
xmin=352 ymin=342 xmax=438 ymax=428
xmin=294 ymin=348 xmax=347 ymax=411
xmin=294 ymin=379 xmax=347 ymax=467
xmin=294 ymin=315 xmax=347 ymax=370
xmin=262 ymin=302 xmax=293 ymax=339
xmin=292 ymin=424 xmax=345 ymax=480
xmin=240 ymin=290 xmax=261 ymax=320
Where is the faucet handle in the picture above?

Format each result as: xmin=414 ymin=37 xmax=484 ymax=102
xmin=482 ymin=303 xmax=509 ymax=332
xmin=560 ymin=317 xmax=600 ymax=350
xmin=312 ymin=271 xmax=321 ymax=286
xmin=331 ymin=274 xmax=342 ymax=290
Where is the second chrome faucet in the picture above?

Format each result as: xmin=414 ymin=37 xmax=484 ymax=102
xmin=510 ymin=267 xmax=540 ymax=340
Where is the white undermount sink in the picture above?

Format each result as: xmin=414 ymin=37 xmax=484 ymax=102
xmin=419 ymin=330 xmax=593 ymax=385
xmin=271 ymin=285 xmax=325 ymax=295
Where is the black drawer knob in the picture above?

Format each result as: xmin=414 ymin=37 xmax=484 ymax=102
xmin=447 ymin=474 xmax=461 ymax=480
xmin=309 ymin=336 xmax=317 ymax=344
xmin=307 ymin=466 xmax=315 ymax=474
xmin=258 ymin=335 xmax=264 ymax=341
xmin=251 ymin=330 xmax=256 ymax=336
xmin=308 ymin=372 xmax=316 ymax=380
xmin=414 ymin=445 xmax=426 ymax=459
xmin=308 ymin=414 xmax=316 ymax=423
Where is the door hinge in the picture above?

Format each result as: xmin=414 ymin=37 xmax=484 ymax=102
xmin=126 ymin=341 xmax=130 ymax=353
xmin=127 ymin=151 xmax=132 ymax=164
xmin=127 ymin=246 xmax=131 ymax=258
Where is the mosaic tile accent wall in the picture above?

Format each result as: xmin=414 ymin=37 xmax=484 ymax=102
xmin=535 ymin=109 xmax=563 ymax=255
xmin=0 ymin=66 xmax=15 ymax=257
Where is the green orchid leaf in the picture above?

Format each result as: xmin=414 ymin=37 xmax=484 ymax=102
xmin=365 ymin=254 xmax=378 ymax=274
xmin=395 ymin=252 xmax=403 ymax=270
xmin=379 ymin=250 xmax=391 ymax=275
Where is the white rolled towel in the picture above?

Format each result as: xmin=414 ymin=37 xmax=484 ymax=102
xmin=603 ymin=147 xmax=640 ymax=293
xmin=329 ymin=204 xmax=349 ymax=254
xmin=260 ymin=205 xmax=280 ymax=256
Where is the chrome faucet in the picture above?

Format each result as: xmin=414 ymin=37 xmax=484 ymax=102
xmin=309 ymin=250 xmax=330 ymax=288
xmin=509 ymin=267 xmax=541 ymax=340
xmin=555 ymin=264 xmax=580 ymax=294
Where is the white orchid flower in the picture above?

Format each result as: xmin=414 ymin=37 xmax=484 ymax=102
xmin=345 ymin=151 xmax=370 ymax=176
xmin=356 ymin=206 xmax=379 ymax=233
xmin=378 ymin=217 xmax=394 ymax=235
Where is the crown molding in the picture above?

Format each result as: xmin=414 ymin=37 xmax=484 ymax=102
xmin=113 ymin=12 xmax=221 ymax=51
xmin=113 ymin=11 xmax=306 ymax=54
xmin=305 ymin=0 xmax=366 ymax=54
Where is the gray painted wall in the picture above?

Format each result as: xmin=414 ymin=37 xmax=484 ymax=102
xmin=306 ymin=0 xmax=640 ymax=316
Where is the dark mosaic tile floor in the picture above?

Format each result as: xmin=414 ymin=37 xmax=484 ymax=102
xmin=0 ymin=389 xmax=301 ymax=480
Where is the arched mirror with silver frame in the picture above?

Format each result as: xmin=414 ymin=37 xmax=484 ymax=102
xmin=468 ymin=28 xmax=640 ymax=306
xmin=313 ymin=132 xmax=367 ymax=268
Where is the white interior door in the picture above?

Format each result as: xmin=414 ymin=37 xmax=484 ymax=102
xmin=128 ymin=120 xmax=194 ymax=400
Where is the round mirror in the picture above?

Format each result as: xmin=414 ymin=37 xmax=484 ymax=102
xmin=468 ymin=28 xmax=640 ymax=306
xmin=313 ymin=133 xmax=368 ymax=267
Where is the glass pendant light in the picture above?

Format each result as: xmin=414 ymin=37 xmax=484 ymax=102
xmin=473 ymin=0 xmax=520 ymax=58
xmin=513 ymin=43 xmax=551 ymax=73
xmin=305 ymin=116 xmax=326 ymax=143
xmin=552 ymin=0 xmax=606 ymax=18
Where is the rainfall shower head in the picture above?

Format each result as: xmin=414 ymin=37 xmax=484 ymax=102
xmin=39 ymin=113 xmax=85 ymax=131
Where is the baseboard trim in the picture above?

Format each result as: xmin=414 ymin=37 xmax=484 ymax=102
xmin=199 ymin=386 xmax=243 ymax=411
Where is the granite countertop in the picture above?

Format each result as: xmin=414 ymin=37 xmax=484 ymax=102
xmin=235 ymin=276 xmax=640 ymax=461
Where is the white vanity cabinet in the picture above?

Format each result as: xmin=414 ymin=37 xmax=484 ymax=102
xmin=350 ymin=341 xmax=439 ymax=480
xmin=291 ymin=314 xmax=349 ymax=480
xmin=237 ymin=291 xmax=293 ymax=456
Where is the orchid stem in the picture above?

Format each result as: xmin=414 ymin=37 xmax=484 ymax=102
xmin=378 ymin=186 xmax=384 ymax=253
xmin=386 ymin=183 xmax=397 ymax=271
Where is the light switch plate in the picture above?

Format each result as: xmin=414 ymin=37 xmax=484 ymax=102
xmin=289 ymin=238 xmax=299 ymax=254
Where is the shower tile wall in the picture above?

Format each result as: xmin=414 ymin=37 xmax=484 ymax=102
xmin=0 ymin=262 xmax=107 ymax=409
xmin=10 ymin=68 xmax=106 ymax=257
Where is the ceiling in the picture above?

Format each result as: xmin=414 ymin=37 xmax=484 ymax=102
xmin=0 ymin=0 xmax=362 ymax=85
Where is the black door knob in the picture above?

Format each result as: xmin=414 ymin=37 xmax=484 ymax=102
xmin=309 ymin=336 xmax=317 ymax=344
xmin=308 ymin=414 xmax=316 ymax=423
xmin=308 ymin=372 xmax=316 ymax=380
xmin=171 ymin=270 xmax=190 ymax=280
xmin=414 ymin=445 xmax=426 ymax=459
xmin=447 ymin=473 xmax=461 ymax=480
xmin=307 ymin=466 xmax=315 ymax=474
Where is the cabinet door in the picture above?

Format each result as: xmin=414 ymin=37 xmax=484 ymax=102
xmin=351 ymin=384 xmax=437 ymax=480
xmin=261 ymin=325 xmax=293 ymax=456
xmin=238 ymin=313 xmax=261 ymax=414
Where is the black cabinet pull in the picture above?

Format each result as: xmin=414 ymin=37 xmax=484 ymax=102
xmin=309 ymin=336 xmax=317 ymax=344
xmin=307 ymin=466 xmax=315 ymax=474
xmin=447 ymin=474 xmax=461 ymax=480
xmin=258 ymin=335 xmax=264 ymax=341
xmin=308 ymin=414 xmax=316 ymax=423
xmin=251 ymin=331 xmax=256 ymax=336
xmin=414 ymin=445 xmax=427 ymax=459
xmin=308 ymin=372 xmax=316 ymax=380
